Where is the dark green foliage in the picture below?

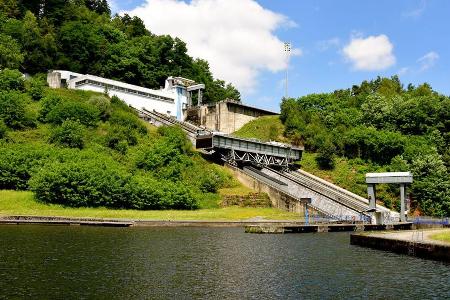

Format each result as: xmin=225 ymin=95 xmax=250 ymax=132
xmin=0 ymin=68 xmax=230 ymax=210
xmin=46 ymin=101 xmax=100 ymax=126
xmin=342 ymin=127 xmax=405 ymax=164
xmin=105 ymin=125 xmax=137 ymax=153
xmin=88 ymin=95 xmax=111 ymax=121
xmin=49 ymin=120 xmax=85 ymax=149
xmin=0 ymin=119 xmax=7 ymax=138
xmin=84 ymin=0 xmax=110 ymax=15
xmin=0 ymin=2 xmax=239 ymax=102
xmin=110 ymin=110 xmax=147 ymax=134
xmin=29 ymin=158 xmax=197 ymax=210
xmin=0 ymin=69 xmax=25 ymax=91
xmin=39 ymin=94 xmax=62 ymax=122
xmin=26 ymin=76 xmax=47 ymax=101
xmin=136 ymin=127 xmax=192 ymax=177
xmin=0 ymin=91 xmax=36 ymax=129
xmin=316 ymin=139 xmax=336 ymax=170
xmin=0 ymin=33 xmax=23 ymax=69
xmin=125 ymin=175 xmax=197 ymax=210
xmin=30 ymin=158 xmax=132 ymax=208
xmin=0 ymin=144 xmax=55 ymax=190
xmin=280 ymin=76 xmax=450 ymax=216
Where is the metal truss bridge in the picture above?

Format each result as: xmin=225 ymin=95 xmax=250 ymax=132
xmin=138 ymin=108 xmax=303 ymax=168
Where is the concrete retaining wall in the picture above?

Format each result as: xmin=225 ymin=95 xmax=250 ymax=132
xmin=227 ymin=166 xmax=326 ymax=217
xmin=350 ymin=234 xmax=450 ymax=263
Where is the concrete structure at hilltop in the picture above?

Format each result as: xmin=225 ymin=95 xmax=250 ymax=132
xmin=47 ymin=70 xmax=205 ymax=121
xmin=48 ymin=70 xmax=278 ymax=132
xmin=186 ymin=100 xmax=278 ymax=134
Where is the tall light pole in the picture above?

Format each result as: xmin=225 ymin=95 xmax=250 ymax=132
xmin=284 ymin=42 xmax=291 ymax=99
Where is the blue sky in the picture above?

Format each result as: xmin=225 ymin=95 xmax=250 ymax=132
xmin=113 ymin=0 xmax=450 ymax=111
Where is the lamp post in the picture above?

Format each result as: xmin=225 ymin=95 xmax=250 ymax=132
xmin=284 ymin=42 xmax=291 ymax=99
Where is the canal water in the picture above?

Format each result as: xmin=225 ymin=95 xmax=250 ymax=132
xmin=0 ymin=226 xmax=448 ymax=299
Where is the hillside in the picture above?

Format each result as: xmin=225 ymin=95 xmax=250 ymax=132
xmin=233 ymin=115 xmax=286 ymax=142
xmin=0 ymin=70 xmax=300 ymax=219
xmin=234 ymin=77 xmax=450 ymax=217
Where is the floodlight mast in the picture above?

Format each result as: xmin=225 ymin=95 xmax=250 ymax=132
xmin=284 ymin=42 xmax=291 ymax=99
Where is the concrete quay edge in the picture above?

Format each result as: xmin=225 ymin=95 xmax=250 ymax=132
xmin=350 ymin=229 xmax=450 ymax=263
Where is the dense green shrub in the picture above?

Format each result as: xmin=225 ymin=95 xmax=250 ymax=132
xmin=106 ymin=125 xmax=138 ymax=147
xmin=30 ymin=158 xmax=198 ymax=210
xmin=343 ymin=127 xmax=405 ymax=164
xmin=26 ymin=76 xmax=47 ymax=101
xmin=183 ymin=160 xmax=231 ymax=193
xmin=30 ymin=159 xmax=131 ymax=208
xmin=0 ymin=69 xmax=25 ymax=91
xmin=136 ymin=126 xmax=192 ymax=175
xmin=125 ymin=175 xmax=197 ymax=210
xmin=46 ymin=101 xmax=100 ymax=126
xmin=0 ymin=91 xmax=36 ymax=129
xmin=39 ymin=95 xmax=63 ymax=122
xmin=0 ymin=119 xmax=7 ymax=139
xmin=409 ymin=154 xmax=450 ymax=216
xmin=110 ymin=95 xmax=134 ymax=113
xmin=110 ymin=110 xmax=147 ymax=134
xmin=49 ymin=120 xmax=85 ymax=149
xmin=89 ymin=95 xmax=112 ymax=121
xmin=0 ymin=145 xmax=55 ymax=190
xmin=316 ymin=139 xmax=336 ymax=170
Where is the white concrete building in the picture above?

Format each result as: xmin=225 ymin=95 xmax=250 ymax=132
xmin=47 ymin=70 xmax=204 ymax=121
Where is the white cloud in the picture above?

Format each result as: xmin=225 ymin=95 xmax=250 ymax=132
xmin=398 ymin=67 xmax=410 ymax=76
xmin=317 ymin=37 xmax=340 ymax=51
xmin=402 ymin=0 xmax=427 ymax=18
xmin=342 ymin=34 xmax=396 ymax=71
xmin=125 ymin=0 xmax=301 ymax=93
xmin=417 ymin=51 xmax=439 ymax=71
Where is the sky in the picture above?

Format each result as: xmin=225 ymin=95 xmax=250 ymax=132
xmin=111 ymin=0 xmax=450 ymax=112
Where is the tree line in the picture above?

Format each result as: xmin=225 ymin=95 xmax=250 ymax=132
xmin=0 ymin=0 xmax=240 ymax=103
xmin=281 ymin=76 xmax=450 ymax=216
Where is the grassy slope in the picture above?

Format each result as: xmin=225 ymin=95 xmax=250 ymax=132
xmin=0 ymin=190 xmax=299 ymax=220
xmin=233 ymin=116 xmax=399 ymax=210
xmin=233 ymin=115 xmax=286 ymax=142
xmin=0 ymin=88 xmax=298 ymax=220
xmin=429 ymin=230 xmax=450 ymax=243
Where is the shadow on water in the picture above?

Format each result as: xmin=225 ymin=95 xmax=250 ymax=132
xmin=0 ymin=225 xmax=449 ymax=299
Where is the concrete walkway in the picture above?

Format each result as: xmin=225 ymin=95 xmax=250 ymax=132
xmin=367 ymin=229 xmax=450 ymax=246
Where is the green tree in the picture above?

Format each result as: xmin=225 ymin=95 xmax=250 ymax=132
xmin=49 ymin=120 xmax=85 ymax=149
xmin=0 ymin=34 xmax=23 ymax=69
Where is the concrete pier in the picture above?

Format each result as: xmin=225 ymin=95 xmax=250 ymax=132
xmin=350 ymin=229 xmax=450 ymax=262
xmin=244 ymin=222 xmax=412 ymax=234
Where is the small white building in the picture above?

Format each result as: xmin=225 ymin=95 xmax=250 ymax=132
xmin=47 ymin=70 xmax=204 ymax=121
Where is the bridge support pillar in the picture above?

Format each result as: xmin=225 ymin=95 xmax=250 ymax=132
xmin=400 ymin=183 xmax=406 ymax=222
xmin=367 ymin=184 xmax=377 ymax=209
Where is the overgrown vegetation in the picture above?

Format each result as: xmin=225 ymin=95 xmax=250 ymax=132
xmin=280 ymin=76 xmax=449 ymax=217
xmin=0 ymin=0 xmax=240 ymax=104
xmin=0 ymin=70 xmax=235 ymax=210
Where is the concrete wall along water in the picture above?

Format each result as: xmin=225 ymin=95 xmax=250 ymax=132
xmin=227 ymin=166 xmax=319 ymax=217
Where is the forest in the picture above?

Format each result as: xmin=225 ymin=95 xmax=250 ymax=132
xmin=280 ymin=76 xmax=450 ymax=217
xmin=0 ymin=0 xmax=240 ymax=103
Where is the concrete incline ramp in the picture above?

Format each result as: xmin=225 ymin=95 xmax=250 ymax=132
xmin=260 ymin=168 xmax=399 ymax=223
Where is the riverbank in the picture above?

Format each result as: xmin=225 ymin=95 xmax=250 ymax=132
xmin=0 ymin=190 xmax=300 ymax=221
xmin=350 ymin=229 xmax=450 ymax=263
xmin=0 ymin=215 xmax=314 ymax=227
